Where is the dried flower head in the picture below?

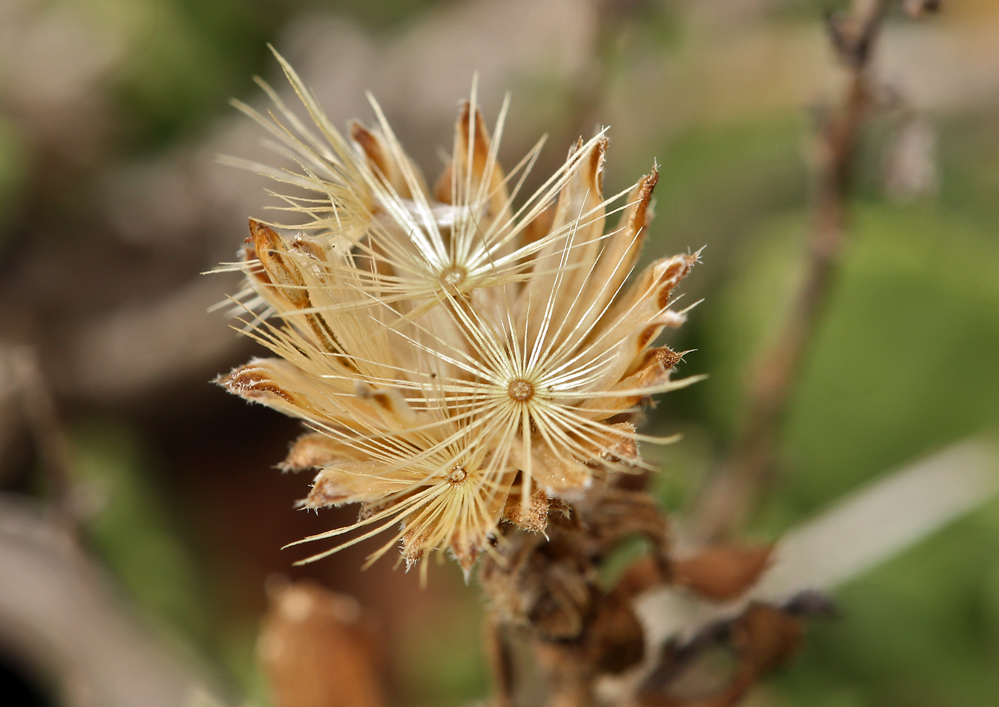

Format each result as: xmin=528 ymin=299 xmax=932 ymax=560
xmin=215 ymin=51 xmax=701 ymax=573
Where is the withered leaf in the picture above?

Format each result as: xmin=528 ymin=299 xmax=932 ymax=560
xmin=671 ymin=544 xmax=772 ymax=602
xmin=258 ymin=580 xmax=384 ymax=707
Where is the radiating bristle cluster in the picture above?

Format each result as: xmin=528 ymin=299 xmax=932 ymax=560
xmin=215 ymin=50 xmax=701 ymax=574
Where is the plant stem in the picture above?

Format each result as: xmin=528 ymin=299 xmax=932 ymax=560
xmin=691 ymin=0 xmax=895 ymax=542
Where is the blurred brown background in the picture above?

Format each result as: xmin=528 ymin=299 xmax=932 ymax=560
xmin=1 ymin=1 xmax=998 ymax=706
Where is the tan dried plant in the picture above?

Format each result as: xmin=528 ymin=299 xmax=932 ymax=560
xmin=215 ymin=52 xmax=701 ymax=576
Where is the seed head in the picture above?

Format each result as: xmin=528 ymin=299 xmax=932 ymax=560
xmin=215 ymin=49 xmax=702 ymax=573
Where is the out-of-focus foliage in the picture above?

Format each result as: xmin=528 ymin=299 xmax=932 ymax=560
xmin=72 ymin=418 xmax=208 ymax=644
xmin=2 ymin=0 xmax=998 ymax=706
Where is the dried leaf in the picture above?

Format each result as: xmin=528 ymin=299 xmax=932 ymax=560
xmin=672 ymin=545 xmax=773 ymax=602
xmin=258 ymin=580 xmax=385 ymax=707
xmin=730 ymin=602 xmax=803 ymax=674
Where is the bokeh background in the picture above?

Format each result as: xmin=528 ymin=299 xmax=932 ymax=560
xmin=1 ymin=0 xmax=998 ymax=706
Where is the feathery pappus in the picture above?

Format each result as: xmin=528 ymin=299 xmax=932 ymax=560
xmin=214 ymin=50 xmax=702 ymax=575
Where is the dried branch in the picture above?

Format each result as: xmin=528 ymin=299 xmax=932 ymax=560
xmin=59 ymin=276 xmax=244 ymax=402
xmin=564 ymin=0 xmax=656 ymax=143
xmin=0 ymin=345 xmax=83 ymax=537
xmin=691 ymin=0 xmax=899 ymax=542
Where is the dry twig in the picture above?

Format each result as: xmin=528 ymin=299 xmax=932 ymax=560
xmin=691 ymin=0 xmax=905 ymax=541
xmin=0 ymin=345 xmax=83 ymax=537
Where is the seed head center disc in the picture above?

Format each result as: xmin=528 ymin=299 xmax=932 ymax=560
xmin=448 ymin=466 xmax=468 ymax=484
xmin=508 ymin=379 xmax=535 ymax=402
xmin=441 ymin=266 xmax=466 ymax=293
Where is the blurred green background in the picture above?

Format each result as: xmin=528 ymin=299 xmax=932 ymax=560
xmin=1 ymin=0 xmax=997 ymax=706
